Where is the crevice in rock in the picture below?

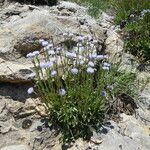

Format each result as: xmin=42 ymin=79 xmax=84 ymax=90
xmin=0 ymin=82 xmax=35 ymax=101
xmin=7 ymin=0 xmax=58 ymax=6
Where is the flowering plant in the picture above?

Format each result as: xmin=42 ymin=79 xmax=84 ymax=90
xmin=27 ymin=33 xmax=136 ymax=142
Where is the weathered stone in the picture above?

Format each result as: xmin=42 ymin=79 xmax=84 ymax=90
xmin=106 ymin=29 xmax=123 ymax=52
xmin=0 ymin=58 xmax=33 ymax=83
xmin=119 ymin=114 xmax=150 ymax=149
xmin=119 ymin=53 xmax=139 ymax=73
xmin=0 ymin=119 xmax=15 ymax=134
xmin=0 ymin=145 xmax=30 ymax=150
xmin=99 ymin=12 xmax=114 ymax=29
xmin=136 ymin=82 xmax=150 ymax=125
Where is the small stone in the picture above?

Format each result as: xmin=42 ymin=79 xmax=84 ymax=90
xmin=35 ymin=104 xmax=48 ymax=117
xmin=37 ymin=126 xmax=43 ymax=132
xmin=22 ymin=119 xmax=32 ymax=129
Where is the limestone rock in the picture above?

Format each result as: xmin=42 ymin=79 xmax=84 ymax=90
xmin=105 ymin=29 xmax=124 ymax=63
xmin=0 ymin=0 xmax=5 ymax=6
xmin=0 ymin=58 xmax=33 ymax=83
xmin=0 ymin=145 xmax=30 ymax=150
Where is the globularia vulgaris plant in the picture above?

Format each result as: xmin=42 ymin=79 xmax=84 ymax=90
xmin=27 ymin=33 xmax=137 ymax=142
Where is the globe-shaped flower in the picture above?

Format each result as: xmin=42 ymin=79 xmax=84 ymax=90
xmin=27 ymin=87 xmax=34 ymax=94
xmin=26 ymin=52 xmax=35 ymax=58
xmin=89 ymin=54 xmax=97 ymax=60
xmin=44 ymin=44 xmax=53 ymax=51
xmin=102 ymin=66 xmax=109 ymax=71
xmin=33 ymin=51 xmax=40 ymax=56
xmin=51 ymin=70 xmax=57 ymax=77
xmin=103 ymin=62 xmax=110 ymax=67
xmin=90 ymin=43 xmax=94 ymax=47
xmin=41 ymin=41 xmax=49 ymax=47
xmin=87 ymin=67 xmax=94 ymax=74
xmin=96 ymin=55 xmax=104 ymax=60
xmin=59 ymin=88 xmax=66 ymax=96
xmin=78 ymin=60 xmax=84 ymax=65
xmin=77 ymin=43 xmax=83 ymax=47
xmin=70 ymin=68 xmax=78 ymax=74
xmin=101 ymin=91 xmax=106 ymax=97
xmin=46 ymin=61 xmax=53 ymax=68
xmin=88 ymin=61 xmax=95 ymax=67
xmin=66 ymin=52 xmax=76 ymax=59
xmin=39 ymin=62 xmax=47 ymax=69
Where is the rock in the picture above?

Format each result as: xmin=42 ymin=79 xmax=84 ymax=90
xmin=136 ymin=82 xmax=150 ymax=125
xmin=0 ymin=145 xmax=30 ymax=150
xmin=0 ymin=0 xmax=4 ymax=5
xmin=57 ymin=1 xmax=87 ymax=14
xmin=138 ymin=82 xmax=150 ymax=110
xmin=24 ymin=98 xmax=37 ymax=110
xmin=119 ymin=53 xmax=138 ymax=73
xmin=0 ymin=0 xmax=5 ymax=6
xmin=67 ymin=138 xmax=89 ymax=150
xmin=0 ymin=119 xmax=14 ymax=134
xmin=86 ymin=115 xmax=150 ymax=150
xmin=35 ymin=104 xmax=48 ymax=117
xmin=0 ymin=58 xmax=34 ymax=83
xmin=0 ymin=97 xmax=6 ymax=113
xmin=105 ymin=29 xmax=123 ymax=63
xmin=99 ymin=12 xmax=114 ymax=29
xmin=119 ymin=114 xmax=150 ymax=149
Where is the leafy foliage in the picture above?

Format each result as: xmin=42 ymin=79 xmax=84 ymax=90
xmin=107 ymin=0 xmax=150 ymax=62
xmin=70 ymin=0 xmax=110 ymax=17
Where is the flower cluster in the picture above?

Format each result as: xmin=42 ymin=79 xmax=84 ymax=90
xmin=27 ymin=34 xmax=112 ymax=97
xmin=25 ymin=32 xmax=137 ymax=143
xmin=26 ymin=51 xmax=40 ymax=58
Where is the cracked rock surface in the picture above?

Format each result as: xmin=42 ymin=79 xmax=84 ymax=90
xmin=0 ymin=1 xmax=150 ymax=150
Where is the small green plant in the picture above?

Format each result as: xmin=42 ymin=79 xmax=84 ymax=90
xmin=70 ymin=0 xmax=110 ymax=17
xmin=111 ymin=0 xmax=150 ymax=24
xmin=110 ymin=0 xmax=150 ymax=62
xmin=27 ymin=33 xmax=137 ymax=143
xmin=124 ymin=11 xmax=150 ymax=62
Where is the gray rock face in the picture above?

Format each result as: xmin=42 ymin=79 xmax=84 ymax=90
xmin=136 ymin=81 xmax=150 ymax=126
xmin=67 ymin=116 xmax=150 ymax=150
xmin=0 ymin=145 xmax=30 ymax=150
xmin=0 ymin=58 xmax=34 ymax=83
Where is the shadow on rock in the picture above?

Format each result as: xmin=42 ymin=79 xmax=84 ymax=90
xmin=0 ymin=82 xmax=36 ymax=102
